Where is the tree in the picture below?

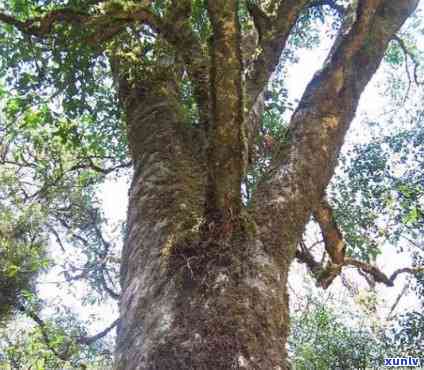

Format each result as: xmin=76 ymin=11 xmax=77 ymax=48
xmin=289 ymin=294 xmax=388 ymax=369
xmin=0 ymin=0 xmax=423 ymax=369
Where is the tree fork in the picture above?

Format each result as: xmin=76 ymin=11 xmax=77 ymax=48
xmin=1 ymin=1 xmax=419 ymax=369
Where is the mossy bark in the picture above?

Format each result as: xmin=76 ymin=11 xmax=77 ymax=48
xmin=206 ymin=0 xmax=245 ymax=222
xmin=114 ymin=1 xmax=418 ymax=369
xmin=114 ymin=68 xmax=292 ymax=368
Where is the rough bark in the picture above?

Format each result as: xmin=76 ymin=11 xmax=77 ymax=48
xmin=114 ymin=1 xmax=418 ymax=369
xmin=245 ymin=0 xmax=310 ymax=110
xmin=254 ymin=0 xmax=418 ymax=265
xmin=115 ymin=66 xmax=205 ymax=368
xmin=0 ymin=1 xmax=419 ymax=369
xmin=115 ymin=64 xmax=290 ymax=369
xmin=206 ymin=0 xmax=245 ymax=221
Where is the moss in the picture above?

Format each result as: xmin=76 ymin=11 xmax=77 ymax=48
xmin=146 ymin=231 xmax=289 ymax=369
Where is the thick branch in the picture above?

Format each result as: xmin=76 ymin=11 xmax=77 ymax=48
xmin=0 ymin=9 xmax=89 ymax=37
xmin=254 ymin=0 xmax=418 ymax=263
xmin=161 ymin=0 xmax=210 ymax=130
xmin=205 ymin=0 xmax=244 ymax=221
xmin=244 ymin=0 xmax=347 ymax=142
xmin=295 ymin=242 xmax=342 ymax=289
xmin=0 ymin=6 xmax=160 ymax=45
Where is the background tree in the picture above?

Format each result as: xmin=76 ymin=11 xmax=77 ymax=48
xmin=0 ymin=0 xmax=423 ymax=369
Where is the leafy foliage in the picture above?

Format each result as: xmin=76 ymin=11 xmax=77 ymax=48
xmin=289 ymin=296 xmax=388 ymax=370
xmin=329 ymin=116 xmax=424 ymax=262
xmin=0 ymin=313 xmax=114 ymax=369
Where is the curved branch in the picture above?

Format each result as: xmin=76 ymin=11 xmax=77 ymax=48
xmin=296 ymin=243 xmax=424 ymax=289
xmin=0 ymin=6 xmax=161 ymax=45
xmin=0 ymin=9 xmax=89 ymax=37
xmin=344 ymin=258 xmax=424 ymax=287
xmin=298 ymin=194 xmax=424 ymax=289
xmin=77 ymin=318 xmax=119 ymax=345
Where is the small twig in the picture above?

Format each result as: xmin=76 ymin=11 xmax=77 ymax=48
xmin=393 ymin=35 xmax=423 ymax=86
xmin=344 ymin=258 xmax=424 ymax=287
xmin=386 ymin=281 xmax=409 ymax=320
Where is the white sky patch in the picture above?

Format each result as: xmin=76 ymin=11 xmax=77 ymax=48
xmin=37 ymin=176 xmax=130 ymax=332
xmin=99 ymin=176 xmax=130 ymax=224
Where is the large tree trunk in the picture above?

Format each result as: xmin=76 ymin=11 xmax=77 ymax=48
xmin=114 ymin=69 xmax=292 ymax=369
xmin=0 ymin=0 xmax=417 ymax=368
xmin=114 ymin=1 xmax=418 ymax=369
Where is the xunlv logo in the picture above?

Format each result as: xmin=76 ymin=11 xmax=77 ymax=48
xmin=384 ymin=357 xmax=420 ymax=367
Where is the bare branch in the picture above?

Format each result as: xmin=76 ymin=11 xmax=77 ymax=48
xmin=344 ymin=258 xmax=424 ymax=287
xmin=313 ymin=198 xmax=346 ymax=265
xmin=297 ymin=244 xmax=424 ymax=289
xmin=69 ymin=159 xmax=132 ymax=175
xmin=297 ymin=195 xmax=424 ymax=289
xmin=46 ymin=225 xmax=66 ymax=252
xmin=77 ymin=318 xmax=119 ymax=345
xmin=387 ymin=281 xmax=409 ymax=320
xmin=54 ymin=210 xmax=121 ymax=300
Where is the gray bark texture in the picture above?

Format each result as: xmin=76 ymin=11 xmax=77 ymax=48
xmin=114 ymin=1 xmax=419 ymax=369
